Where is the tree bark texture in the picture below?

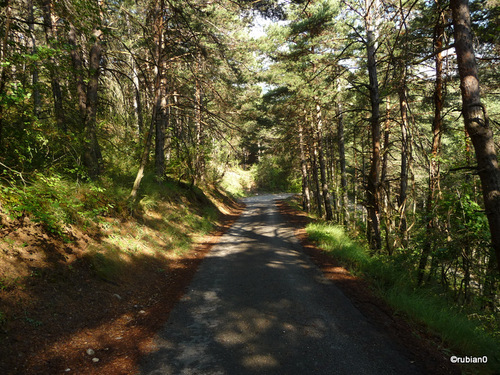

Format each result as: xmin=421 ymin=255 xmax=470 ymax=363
xmin=419 ymin=7 xmax=445 ymax=284
xmin=41 ymin=0 xmax=65 ymax=132
xmin=68 ymin=23 xmax=103 ymax=179
xmin=337 ymin=102 xmax=349 ymax=225
xmin=315 ymin=101 xmax=334 ymax=221
xmin=451 ymin=0 xmax=500 ymax=272
xmin=299 ymin=121 xmax=311 ymax=213
xmin=131 ymin=0 xmax=164 ymax=197
xmin=0 ymin=0 xmax=12 ymax=145
xmin=84 ymin=28 xmax=104 ymax=178
xmin=365 ymin=2 xmax=382 ymax=251
xmin=398 ymin=74 xmax=410 ymax=248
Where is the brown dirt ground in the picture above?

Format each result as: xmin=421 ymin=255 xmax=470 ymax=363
xmin=1 ymin=197 xmax=461 ymax=375
xmin=0 ymin=201 xmax=244 ymax=375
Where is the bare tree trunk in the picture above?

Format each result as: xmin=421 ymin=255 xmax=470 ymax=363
xmin=398 ymin=72 xmax=410 ymax=248
xmin=41 ymin=0 xmax=65 ymax=132
xmin=365 ymin=0 xmax=382 ymax=251
xmin=130 ymin=70 xmax=162 ymax=199
xmin=155 ymin=79 xmax=167 ymax=180
xmin=315 ymin=101 xmax=334 ymax=221
xmin=194 ymin=59 xmax=204 ymax=184
xmin=84 ymin=27 xmax=104 ymax=178
xmin=299 ymin=121 xmax=311 ymax=213
xmin=27 ymin=0 xmax=40 ymax=116
xmin=310 ymin=135 xmax=323 ymax=218
xmin=419 ymin=6 xmax=445 ymax=284
xmin=68 ymin=25 xmax=87 ymax=128
xmin=381 ymin=97 xmax=394 ymax=254
xmin=337 ymin=101 xmax=349 ymax=225
xmin=130 ymin=0 xmax=164 ymax=197
xmin=68 ymin=22 xmax=103 ymax=178
xmin=0 ymin=0 xmax=12 ymax=145
xmin=451 ymin=0 xmax=500 ymax=273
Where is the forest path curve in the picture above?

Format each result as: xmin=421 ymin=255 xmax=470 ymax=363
xmin=140 ymin=194 xmax=421 ymax=375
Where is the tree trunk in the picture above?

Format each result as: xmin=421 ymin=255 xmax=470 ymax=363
xmin=155 ymin=83 xmax=167 ymax=180
xmin=27 ymin=0 xmax=40 ymax=116
xmin=194 ymin=61 xmax=204 ymax=184
xmin=130 ymin=0 xmax=164 ymax=197
xmin=451 ymin=0 xmax=500 ymax=272
xmin=337 ymin=101 xmax=349 ymax=225
xmin=68 ymin=25 xmax=87 ymax=127
xmin=381 ymin=97 xmax=394 ymax=253
xmin=365 ymin=0 xmax=382 ymax=251
xmin=41 ymin=0 xmax=65 ymax=132
xmin=84 ymin=28 xmax=104 ymax=179
xmin=130 ymin=74 xmax=162 ymax=199
xmin=299 ymin=121 xmax=311 ymax=213
xmin=311 ymin=136 xmax=323 ymax=218
xmin=315 ymin=101 xmax=334 ymax=221
xmin=419 ymin=7 xmax=445 ymax=284
xmin=0 ymin=0 xmax=13 ymax=145
xmin=398 ymin=72 xmax=410 ymax=248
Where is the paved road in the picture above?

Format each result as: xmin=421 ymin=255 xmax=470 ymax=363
xmin=140 ymin=194 xmax=422 ymax=375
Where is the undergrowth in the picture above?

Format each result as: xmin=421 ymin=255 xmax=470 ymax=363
xmin=306 ymin=222 xmax=500 ymax=374
xmin=0 ymin=170 xmax=224 ymax=283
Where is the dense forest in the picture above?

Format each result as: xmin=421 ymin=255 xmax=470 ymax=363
xmin=1 ymin=0 xmax=499 ymax=366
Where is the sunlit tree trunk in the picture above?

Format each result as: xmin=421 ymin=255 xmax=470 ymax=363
xmin=155 ymin=76 xmax=167 ymax=180
xmin=299 ymin=120 xmax=311 ymax=213
xmin=398 ymin=71 xmax=410 ymax=248
xmin=310 ymin=133 xmax=323 ymax=218
xmin=451 ymin=0 xmax=500 ymax=273
xmin=381 ymin=97 xmax=394 ymax=254
xmin=419 ymin=5 xmax=445 ymax=284
xmin=194 ymin=56 xmax=205 ymax=184
xmin=131 ymin=0 xmax=164 ymax=198
xmin=315 ymin=100 xmax=334 ymax=221
xmin=337 ymin=101 xmax=349 ymax=225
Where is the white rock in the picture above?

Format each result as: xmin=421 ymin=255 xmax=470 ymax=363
xmin=92 ymin=357 xmax=99 ymax=363
xmin=86 ymin=349 xmax=95 ymax=356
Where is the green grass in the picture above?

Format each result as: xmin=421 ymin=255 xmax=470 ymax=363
xmin=0 ymin=169 xmax=226 ymax=285
xmin=306 ymin=222 xmax=500 ymax=373
xmin=220 ymin=166 xmax=254 ymax=197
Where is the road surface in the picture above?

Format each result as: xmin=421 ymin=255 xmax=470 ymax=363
xmin=140 ymin=194 xmax=422 ymax=374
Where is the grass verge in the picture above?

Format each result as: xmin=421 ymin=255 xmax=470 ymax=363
xmin=306 ymin=222 xmax=500 ymax=374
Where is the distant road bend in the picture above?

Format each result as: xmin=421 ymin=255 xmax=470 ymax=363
xmin=140 ymin=194 xmax=422 ymax=374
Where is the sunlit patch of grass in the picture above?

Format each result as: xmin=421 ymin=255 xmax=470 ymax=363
xmin=306 ymin=222 xmax=500 ymax=373
xmin=220 ymin=167 xmax=254 ymax=197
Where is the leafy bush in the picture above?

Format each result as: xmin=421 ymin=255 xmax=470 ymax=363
xmin=251 ymin=155 xmax=300 ymax=192
xmin=0 ymin=172 xmax=116 ymax=235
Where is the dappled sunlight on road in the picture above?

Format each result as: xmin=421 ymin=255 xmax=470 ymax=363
xmin=140 ymin=194 xmax=421 ymax=375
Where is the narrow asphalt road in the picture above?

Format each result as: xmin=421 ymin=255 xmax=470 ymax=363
xmin=140 ymin=194 xmax=422 ymax=375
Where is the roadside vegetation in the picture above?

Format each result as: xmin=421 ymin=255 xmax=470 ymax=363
xmin=306 ymin=221 xmax=500 ymax=374
xmin=0 ymin=168 xmax=241 ymax=374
